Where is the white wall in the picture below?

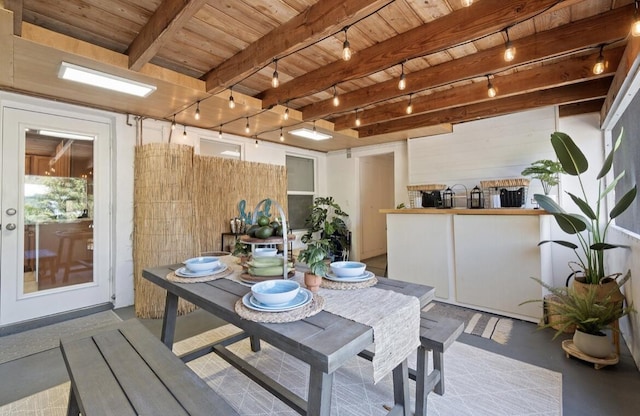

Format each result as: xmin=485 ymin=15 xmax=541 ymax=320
xmin=326 ymin=141 xmax=408 ymax=261
xmin=408 ymin=107 xmax=557 ymax=207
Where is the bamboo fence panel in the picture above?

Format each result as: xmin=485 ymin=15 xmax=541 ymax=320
xmin=133 ymin=143 xmax=199 ymax=318
xmin=133 ymin=144 xmax=288 ymax=318
xmin=193 ymin=156 xmax=288 ymax=254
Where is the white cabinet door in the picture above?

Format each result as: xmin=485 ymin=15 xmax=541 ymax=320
xmin=454 ymin=215 xmax=543 ymax=319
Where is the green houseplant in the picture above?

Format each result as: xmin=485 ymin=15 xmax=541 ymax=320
xmin=521 ymin=159 xmax=565 ymax=196
xmin=301 ymin=196 xmax=349 ymax=261
xmin=535 ymin=130 xmax=637 ymax=285
xmin=523 ymin=273 xmax=634 ymax=358
xmin=297 ymin=238 xmax=331 ymax=291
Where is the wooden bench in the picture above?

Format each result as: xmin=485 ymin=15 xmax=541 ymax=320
xmin=60 ymin=319 xmax=239 ymax=416
xmin=359 ymin=310 xmax=464 ymax=416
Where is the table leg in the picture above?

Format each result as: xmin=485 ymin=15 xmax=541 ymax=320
xmin=250 ymin=335 xmax=261 ymax=352
xmin=307 ymin=367 xmax=333 ymax=416
xmin=160 ymin=292 xmax=179 ymax=348
xmin=392 ymin=358 xmax=410 ymax=416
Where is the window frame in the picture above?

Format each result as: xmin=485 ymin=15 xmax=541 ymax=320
xmin=286 ymin=153 xmax=317 ymax=231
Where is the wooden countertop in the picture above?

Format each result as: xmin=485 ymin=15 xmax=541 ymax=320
xmin=380 ymin=208 xmax=549 ymax=215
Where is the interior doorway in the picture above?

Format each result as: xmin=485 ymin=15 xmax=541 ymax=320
xmin=359 ymin=153 xmax=394 ymax=261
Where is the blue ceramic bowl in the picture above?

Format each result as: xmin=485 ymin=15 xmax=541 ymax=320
xmin=184 ymin=256 xmax=220 ymax=273
xmin=330 ymin=261 xmax=366 ymax=277
xmin=251 ymin=280 xmax=300 ymax=306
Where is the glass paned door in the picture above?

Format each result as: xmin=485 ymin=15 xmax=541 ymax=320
xmin=1 ymin=106 xmax=111 ymax=326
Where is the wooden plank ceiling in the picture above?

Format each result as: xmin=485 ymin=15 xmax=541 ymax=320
xmin=0 ymin=0 xmax=635 ymax=152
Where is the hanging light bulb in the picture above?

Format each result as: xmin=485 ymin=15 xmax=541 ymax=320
xmin=633 ymin=1 xmax=640 ymax=37
xmin=194 ymin=101 xmax=200 ymax=120
xmin=218 ymin=127 xmax=223 ymax=139
xmin=245 ymin=117 xmax=250 ymax=134
xmin=355 ymin=109 xmax=361 ymax=127
xmin=398 ymin=62 xmax=407 ymax=91
xmin=332 ymin=85 xmax=340 ymax=107
xmin=406 ymin=94 xmax=413 ymax=115
xmin=593 ymin=46 xmax=605 ymax=75
xmin=503 ymin=28 xmax=515 ymax=62
xmin=280 ymin=127 xmax=284 ymax=142
xmin=271 ymin=59 xmax=279 ymax=88
xmin=183 ymin=125 xmax=187 ymax=137
xmin=342 ymin=27 xmax=352 ymax=61
xmin=171 ymin=114 xmax=176 ymax=130
xmin=228 ymin=87 xmax=235 ymax=109
xmin=462 ymin=0 xmax=473 ymax=6
xmin=487 ymin=75 xmax=497 ymax=98
xmin=283 ymin=103 xmax=289 ymax=121
xmin=255 ymin=138 xmax=259 ymax=148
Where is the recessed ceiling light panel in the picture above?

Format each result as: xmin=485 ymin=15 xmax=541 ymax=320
xmin=289 ymin=128 xmax=332 ymax=141
xmin=58 ymin=62 xmax=157 ymax=97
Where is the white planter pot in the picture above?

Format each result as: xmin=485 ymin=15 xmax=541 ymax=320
xmin=573 ymin=329 xmax=612 ymax=358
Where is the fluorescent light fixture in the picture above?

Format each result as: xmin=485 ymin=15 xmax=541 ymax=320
xmin=221 ymin=150 xmax=241 ymax=157
xmin=289 ymin=128 xmax=332 ymax=141
xmin=38 ymin=130 xmax=94 ymax=140
xmin=58 ymin=62 xmax=157 ymax=97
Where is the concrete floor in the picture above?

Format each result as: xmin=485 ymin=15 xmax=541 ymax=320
xmin=1 ymin=259 xmax=639 ymax=414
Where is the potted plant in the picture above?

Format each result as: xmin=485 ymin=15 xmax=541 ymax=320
xmin=521 ymin=159 xmax=565 ymax=196
xmin=301 ymin=196 xmax=350 ymax=261
xmin=523 ymin=272 xmax=633 ymax=358
xmin=535 ymin=131 xmax=637 ymax=287
xmin=232 ymin=239 xmax=250 ymax=263
xmin=297 ymin=238 xmax=330 ymax=292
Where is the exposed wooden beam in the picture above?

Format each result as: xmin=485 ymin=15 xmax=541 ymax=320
xmin=258 ymin=0 xmax=560 ymax=109
xmin=203 ymin=0 xmax=391 ymax=95
xmin=358 ymin=78 xmax=612 ymax=138
xmin=3 ymin=0 xmax=22 ymax=36
xmin=333 ymin=47 xmax=623 ymax=130
xmin=601 ymin=31 xmax=640 ymax=126
xmin=126 ymin=0 xmax=208 ymax=71
xmin=308 ymin=4 xmax=633 ymax=121
xmin=560 ymin=99 xmax=605 ymax=117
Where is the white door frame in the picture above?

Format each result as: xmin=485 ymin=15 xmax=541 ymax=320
xmin=0 ymin=101 xmax=113 ymax=325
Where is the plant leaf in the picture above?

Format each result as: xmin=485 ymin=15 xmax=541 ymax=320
xmin=534 ymin=193 xmax=565 ymax=213
xmin=591 ymin=242 xmax=623 ymax=251
xmin=550 ymin=132 xmax=588 ymax=176
xmin=566 ymin=192 xmax=597 ymax=220
xmin=538 ymin=239 xmax=578 ymax=249
xmin=553 ymin=213 xmax=588 ymax=234
xmin=597 ymin=128 xmax=623 ymax=179
xmin=610 ymin=186 xmax=637 ymax=219
xmin=601 ymin=171 xmax=625 ymax=201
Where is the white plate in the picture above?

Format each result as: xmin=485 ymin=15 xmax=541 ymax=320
xmin=242 ymin=288 xmax=312 ymax=312
xmin=175 ymin=263 xmax=227 ymax=278
xmin=324 ymin=270 xmax=375 ymax=282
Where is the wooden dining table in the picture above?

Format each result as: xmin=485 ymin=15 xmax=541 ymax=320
xmin=142 ymin=264 xmax=435 ymax=416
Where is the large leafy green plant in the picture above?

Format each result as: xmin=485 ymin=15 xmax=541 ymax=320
xmin=301 ymin=196 xmax=349 ymax=259
xmin=535 ymin=131 xmax=637 ymax=284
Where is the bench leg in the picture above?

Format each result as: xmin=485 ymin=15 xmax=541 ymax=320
xmin=307 ymin=367 xmax=333 ymax=416
xmin=67 ymin=386 xmax=80 ymax=416
xmin=433 ymin=351 xmax=444 ymax=395
xmin=415 ymin=346 xmax=428 ymax=416
xmin=392 ymin=358 xmax=411 ymax=416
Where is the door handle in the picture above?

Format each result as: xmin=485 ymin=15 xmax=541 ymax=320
xmin=5 ymin=223 xmax=16 ymax=230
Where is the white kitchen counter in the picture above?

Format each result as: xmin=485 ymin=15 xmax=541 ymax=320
xmin=382 ymin=209 xmax=552 ymax=322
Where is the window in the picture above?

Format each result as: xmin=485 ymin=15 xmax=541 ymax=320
xmin=200 ymin=138 xmax=241 ymax=159
xmin=286 ymin=155 xmax=315 ymax=230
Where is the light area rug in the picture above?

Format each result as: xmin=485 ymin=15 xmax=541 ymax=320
xmin=424 ymin=302 xmax=515 ymax=345
xmin=0 ymin=324 xmax=562 ymax=416
xmin=0 ymin=310 xmax=122 ymax=365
